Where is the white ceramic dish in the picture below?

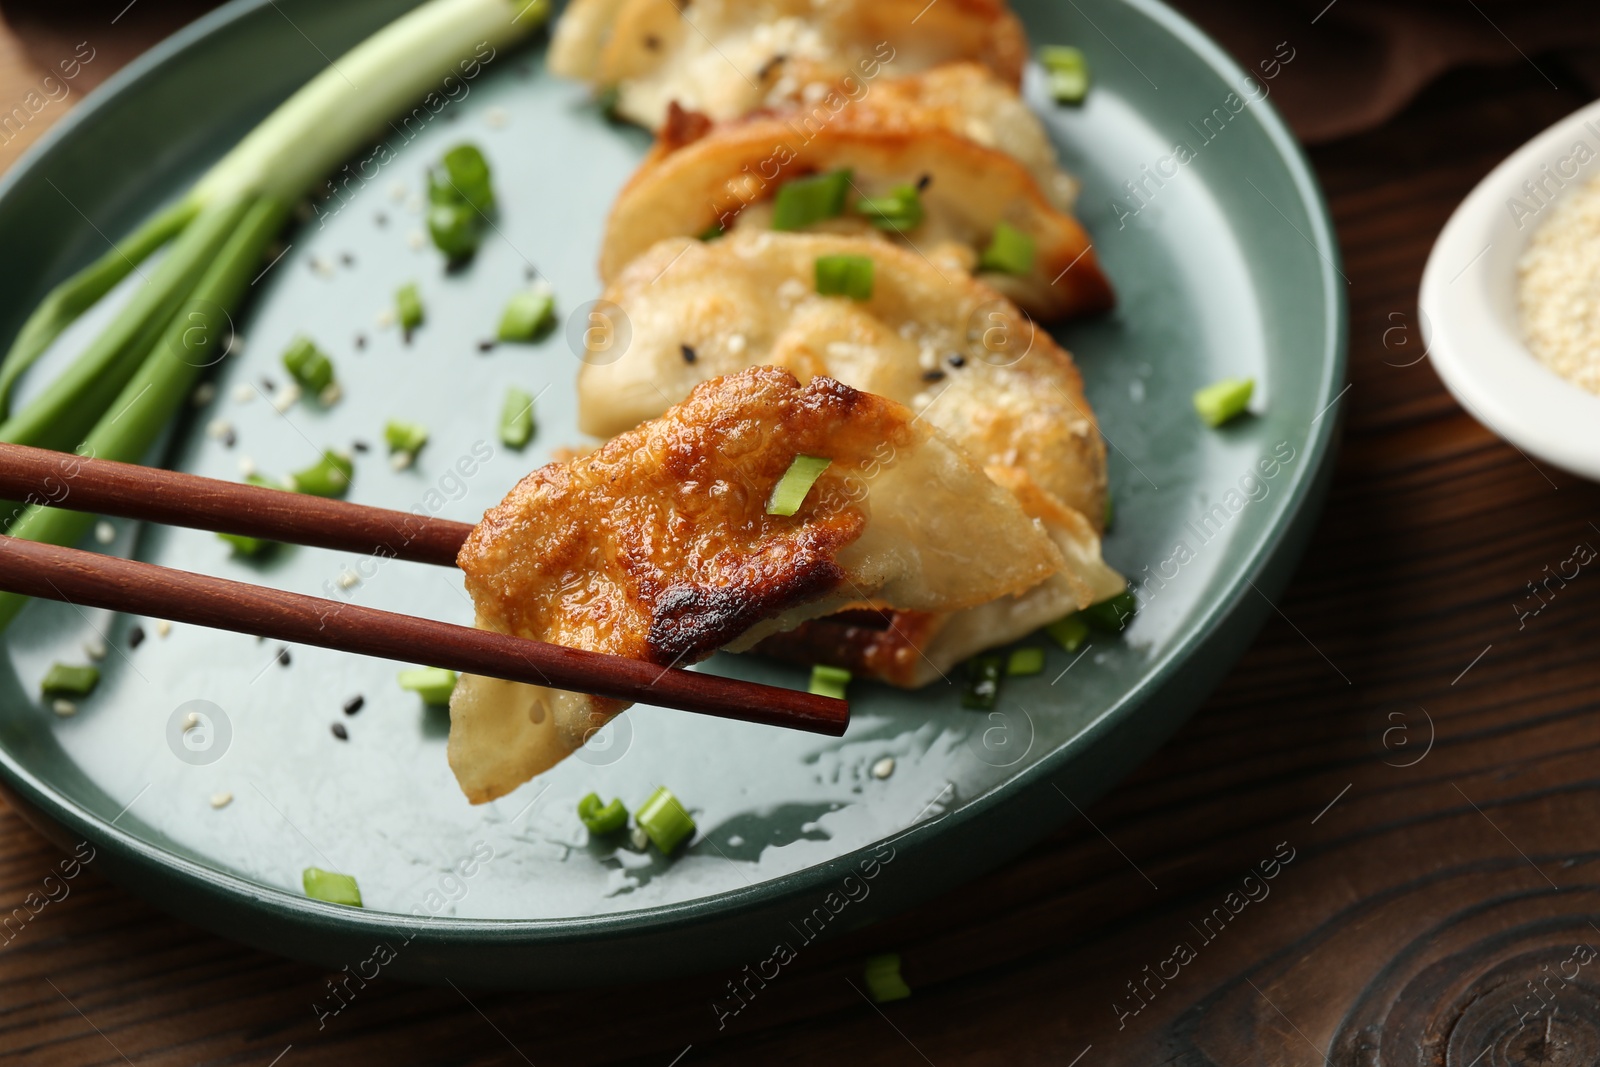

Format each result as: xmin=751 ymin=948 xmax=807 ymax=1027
xmin=1421 ymin=97 xmax=1600 ymax=480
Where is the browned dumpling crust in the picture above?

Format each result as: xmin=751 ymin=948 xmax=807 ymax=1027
xmin=449 ymin=366 xmax=1071 ymax=802
xmin=602 ymin=64 xmax=1112 ymax=320
xmin=550 ymin=0 xmax=1028 ymax=130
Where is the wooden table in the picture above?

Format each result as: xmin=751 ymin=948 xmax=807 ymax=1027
xmin=3 ymin=7 xmax=1598 ymax=1066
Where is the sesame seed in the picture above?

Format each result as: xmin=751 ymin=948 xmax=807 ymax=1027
xmin=485 ymin=107 xmax=508 ymax=128
xmin=238 ymin=456 xmax=257 ymax=477
xmin=681 ymin=344 xmax=697 ymax=364
xmin=272 ymin=383 xmax=301 ymax=414
xmin=871 ymin=756 xmax=895 ymax=779
xmin=343 ymin=696 xmax=365 ymax=716
xmin=319 ymin=382 xmax=343 ymax=406
xmin=206 ymin=418 xmax=234 ymax=441
xmin=407 ymin=231 xmax=426 ymax=251
xmin=391 ymin=451 xmax=415 ymax=471
xmin=947 ymin=353 xmax=966 ymax=368
xmin=128 ymin=625 xmax=145 ymax=649
xmin=331 ymin=722 xmax=348 ymax=740
xmin=209 ymin=791 xmax=233 ymax=809
xmin=84 ymin=639 xmax=107 ymax=661
xmin=94 ymin=521 xmax=116 ymax=545
xmin=354 ymin=334 xmax=367 ymax=350
xmin=351 ymin=439 xmax=371 ymax=453
xmin=184 ymin=711 xmax=201 ymax=730
xmin=155 ymin=620 xmax=172 ymax=638
xmin=728 ymin=334 xmax=746 ymax=354
xmin=52 ymin=699 xmax=77 ymax=718
xmin=277 ymin=648 xmax=291 ymax=667
xmin=917 ymin=173 xmax=932 ymax=191
xmin=232 ymin=384 xmax=255 ymax=404
xmin=921 ymin=369 xmax=946 ymax=383
xmin=477 ymin=339 xmax=496 ymax=353
xmin=192 ymin=383 xmax=216 ymax=407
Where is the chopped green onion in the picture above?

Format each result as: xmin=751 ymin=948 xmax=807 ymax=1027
xmin=1045 ymin=613 xmax=1090 ymax=653
xmin=41 ymin=663 xmax=99 ymax=697
xmin=1040 ymin=45 xmax=1090 ymax=105
xmin=962 ymin=654 xmax=1003 ymax=710
xmin=635 ymin=786 xmax=696 ymax=855
xmin=1193 ymin=377 xmax=1254 ymax=427
xmin=698 ymin=220 xmax=727 ymax=241
xmin=854 ymin=184 xmax=924 ymax=232
xmin=429 ymin=144 xmax=494 ymax=212
xmin=814 ymin=255 xmax=875 ymax=301
xmin=809 ymin=664 xmax=851 ymax=700
xmin=426 ymin=143 xmax=494 ymax=259
xmin=384 ymin=420 xmax=429 ymax=456
xmin=302 ymin=867 xmax=363 ymax=907
xmin=978 ymin=222 xmax=1036 ymax=276
xmin=772 ymin=169 xmax=852 ymax=231
xmin=396 ymin=283 xmax=425 ymax=332
xmin=1006 ymin=647 xmax=1045 ymax=676
xmin=577 ymin=792 xmax=629 ymax=835
xmin=863 ymin=953 xmax=912 ymax=1003
xmin=398 ymin=666 xmax=458 ymax=706
xmin=1081 ymin=591 xmax=1137 ymax=632
xmin=428 ymin=202 xmax=482 ymax=260
xmin=767 ymin=454 xmax=832 ymax=516
xmin=497 ymin=287 xmax=555 ymax=342
xmin=500 ymin=387 xmax=536 ymax=449
xmin=218 ymin=532 xmax=271 ymax=556
xmin=288 ymin=451 xmax=353 ymax=498
xmin=281 ymin=336 xmax=335 ymax=395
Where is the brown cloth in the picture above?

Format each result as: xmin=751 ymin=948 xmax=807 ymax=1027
xmin=1170 ymin=0 xmax=1600 ymax=143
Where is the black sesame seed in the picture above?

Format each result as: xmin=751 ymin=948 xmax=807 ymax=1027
xmin=221 ymin=428 xmax=238 ymax=448
xmin=331 ymin=722 xmax=349 ymax=740
xmin=644 ymin=34 xmax=661 ymax=50
xmin=681 ymin=343 xmax=697 ymax=364
xmin=340 ymin=252 xmax=355 ymax=267
xmin=921 ymin=369 xmax=947 ymax=383
xmin=947 ymin=353 xmax=966 ymax=368
xmin=276 ymin=647 xmax=291 ymax=667
xmin=758 ymin=53 xmax=788 ymax=80
xmin=477 ymin=339 xmax=496 ymax=353
xmin=261 ymin=376 xmax=276 ymax=393
xmin=343 ymin=695 xmax=365 ymax=716
xmin=351 ymin=439 xmax=371 ymax=453
xmin=128 ymin=625 xmax=145 ymax=649
xmin=354 ymin=334 xmax=367 ymax=350
xmin=375 ymin=212 xmax=388 ymax=227
xmin=523 ymin=265 xmax=538 ymax=281
xmin=917 ymin=173 xmax=932 ymax=191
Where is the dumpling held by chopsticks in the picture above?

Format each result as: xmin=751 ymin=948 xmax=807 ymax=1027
xmin=448 ymin=366 xmax=1070 ymax=802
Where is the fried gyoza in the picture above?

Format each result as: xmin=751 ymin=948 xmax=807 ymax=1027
xmin=601 ymin=64 xmax=1111 ymax=320
xmin=549 ymin=0 xmax=1027 ymax=130
xmin=575 ymin=232 xmax=1125 ymax=686
xmin=449 ymin=367 xmax=1071 ymax=802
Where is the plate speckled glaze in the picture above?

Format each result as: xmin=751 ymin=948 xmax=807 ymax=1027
xmin=0 ymin=0 xmax=1343 ymax=987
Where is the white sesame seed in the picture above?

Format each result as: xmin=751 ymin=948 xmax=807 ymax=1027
xmin=630 ymin=826 xmax=650 ymax=850
xmin=311 ymin=256 xmax=335 ymax=277
xmin=192 ymin=383 xmax=216 ymax=407
xmin=406 ymin=230 xmax=426 ymax=251
xmin=871 ymin=756 xmax=895 ymax=779
xmin=84 ymin=639 xmax=107 ymax=662
xmin=272 ymin=382 xmax=301 ymax=414
xmin=377 ymin=308 xmax=396 ymax=329
xmin=232 ymin=384 xmax=255 ymax=404
xmin=728 ymin=334 xmax=747 ymax=355
xmin=93 ymin=521 xmax=116 ymax=545
xmin=485 ymin=107 xmax=508 ymax=128
xmin=319 ymin=382 xmax=343 ymax=406
xmin=337 ymin=570 xmax=360 ymax=590
xmin=209 ymin=791 xmax=233 ymax=809
xmin=389 ymin=181 xmax=407 ymax=202
xmin=155 ymin=620 xmax=172 ymax=638
xmin=390 ymin=450 xmax=415 ymax=471
xmin=238 ymin=455 xmax=257 ymax=477
xmin=51 ymin=699 xmax=77 ymax=718
xmin=1519 ymin=171 xmax=1600 ymax=394
xmin=405 ymin=193 xmax=423 ymax=215
xmin=184 ymin=711 xmax=201 ymax=730
xmin=205 ymin=418 xmax=234 ymax=441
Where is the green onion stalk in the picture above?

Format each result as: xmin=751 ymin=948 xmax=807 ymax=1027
xmin=0 ymin=0 xmax=550 ymax=630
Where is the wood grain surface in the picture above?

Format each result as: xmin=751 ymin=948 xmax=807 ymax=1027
xmin=2 ymin=5 xmax=1599 ymax=1066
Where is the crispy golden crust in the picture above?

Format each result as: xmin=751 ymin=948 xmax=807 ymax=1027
xmin=601 ymin=67 xmax=1112 ymax=321
xmin=550 ymin=0 xmax=1028 ymax=130
xmin=458 ymin=368 xmax=912 ymax=665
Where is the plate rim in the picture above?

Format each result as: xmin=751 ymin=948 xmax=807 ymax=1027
xmin=0 ymin=0 xmax=1347 ymax=951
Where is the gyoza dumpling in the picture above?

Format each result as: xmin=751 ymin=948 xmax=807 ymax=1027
xmin=600 ymin=64 xmax=1112 ymax=321
xmin=550 ymin=0 xmax=1027 ymax=130
xmin=578 ymin=230 xmax=1108 ymax=523
xmin=449 ymin=367 xmax=1072 ymax=803
xmin=574 ymin=231 xmax=1125 ymax=686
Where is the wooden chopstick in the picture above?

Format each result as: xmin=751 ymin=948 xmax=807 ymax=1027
xmin=0 ymin=442 xmax=471 ymax=566
xmin=0 ymin=535 xmax=849 ymax=736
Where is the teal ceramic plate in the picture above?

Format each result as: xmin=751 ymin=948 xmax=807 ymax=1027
xmin=0 ymin=0 xmax=1343 ymax=987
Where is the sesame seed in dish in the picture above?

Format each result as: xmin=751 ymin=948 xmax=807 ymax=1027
xmin=1518 ymin=171 xmax=1600 ymax=395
